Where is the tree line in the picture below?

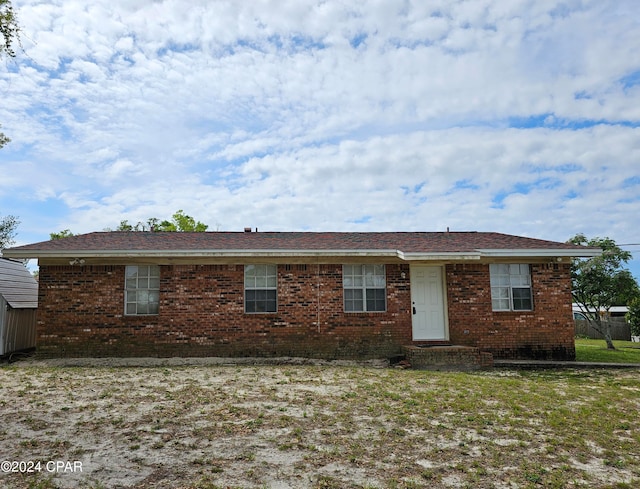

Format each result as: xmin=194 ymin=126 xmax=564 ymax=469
xmin=49 ymin=210 xmax=209 ymax=240
xmin=1 ymin=0 xmax=20 ymax=148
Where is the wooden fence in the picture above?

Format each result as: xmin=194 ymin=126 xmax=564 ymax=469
xmin=574 ymin=317 xmax=630 ymax=341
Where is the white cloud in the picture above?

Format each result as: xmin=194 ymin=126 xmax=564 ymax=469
xmin=2 ymin=0 xmax=640 ymax=274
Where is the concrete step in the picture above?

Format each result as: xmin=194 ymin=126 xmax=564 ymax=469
xmin=402 ymin=345 xmax=493 ymax=370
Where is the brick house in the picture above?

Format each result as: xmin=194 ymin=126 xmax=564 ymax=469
xmin=3 ymin=231 xmax=599 ymax=360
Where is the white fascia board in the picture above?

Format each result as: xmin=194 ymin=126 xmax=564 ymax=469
xmin=477 ymin=248 xmax=602 ymax=258
xmin=397 ymin=251 xmax=481 ymax=261
xmin=3 ymin=249 xmax=403 ymax=259
xmin=4 ymin=247 xmax=602 ymax=260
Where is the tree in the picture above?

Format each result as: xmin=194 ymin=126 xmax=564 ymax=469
xmin=628 ymin=297 xmax=640 ymax=338
xmin=53 ymin=211 xmax=209 ymax=237
xmin=153 ymin=210 xmax=208 ymax=232
xmin=1 ymin=0 xmax=20 ymax=148
xmin=113 ymin=220 xmax=147 ymax=232
xmin=0 ymin=213 xmax=19 ymax=250
xmin=0 ymin=126 xmax=9 ymax=149
xmin=569 ymin=234 xmax=639 ymax=349
xmin=50 ymin=229 xmax=75 ymax=240
xmin=1 ymin=0 xmax=20 ymax=58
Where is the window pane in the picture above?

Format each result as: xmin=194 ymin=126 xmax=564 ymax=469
xmin=343 ymin=265 xmax=385 ymax=311
xmin=363 ymin=265 xmax=386 ymax=288
xmin=352 ymin=274 xmax=363 ymax=287
xmin=345 ymin=289 xmax=363 ymax=301
xmin=492 ymin=298 xmax=510 ymax=311
xmin=491 ymin=263 xmax=532 ymax=312
xmin=491 ymin=264 xmax=509 ymax=275
xmin=491 ymin=287 xmax=509 ymax=300
xmin=344 ymin=288 xmax=364 ymax=312
xmin=124 ymin=265 xmax=160 ymax=316
xmin=343 ymin=265 xmax=356 ymax=275
xmin=373 ymin=275 xmax=385 ymax=288
xmin=366 ymin=288 xmax=386 ymax=312
xmin=364 ymin=265 xmax=375 ymax=287
xmin=513 ymin=288 xmax=532 ymax=310
xmin=265 ymin=290 xmax=277 ymax=312
xmin=244 ymin=265 xmax=277 ymax=313
xmin=508 ymin=264 xmax=520 ymax=275
xmin=494 ymin=275 xmax=510 ymax=286
xmin=245 ymin=289 xmax=256 ymax=313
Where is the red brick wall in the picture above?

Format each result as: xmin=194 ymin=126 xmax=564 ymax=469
xmin=36 ymin=262 xmax=574 ymax=360
xmin=445 ymin=263 xmax=575 ymax=360
xmin=36 ymin=264 xmax=412 ymax=359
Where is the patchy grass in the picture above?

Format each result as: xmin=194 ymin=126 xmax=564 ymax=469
xmin=1 ymin=363 xmax=639 ymax=488
xmin=576 ymin=338 xmax=640 ymax=363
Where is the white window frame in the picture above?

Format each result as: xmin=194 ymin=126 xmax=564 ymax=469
xmin=244 ymin=264 xmax=277 ymax=313
xmin=125 ymin=265 xmax=160 ymax=316
xmin=343 ymin=264 xmax=387 ymax=312
xmin=490 ymin=264 xmax=533 ymax=312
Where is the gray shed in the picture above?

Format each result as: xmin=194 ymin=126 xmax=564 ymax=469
xmin=0 ymin=258 xmax=38 ymax=357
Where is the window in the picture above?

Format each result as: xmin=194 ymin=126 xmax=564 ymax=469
xmin=490 ymin=264 xmax=532 ymax=311
xmin=343 ymin=264 xmax=386 ymax=312
xmin=125 ymin=265 xmax=160 ymax=315
xmin=245 ymin=264 xmax=277 ymax=313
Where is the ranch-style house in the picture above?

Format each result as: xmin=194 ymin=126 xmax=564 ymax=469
xmin=3 ymin=230 xmax=600 ymax=361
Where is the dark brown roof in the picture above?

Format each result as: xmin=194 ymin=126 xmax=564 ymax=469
xmin=4 ymin=231 xmax=598 ymax=258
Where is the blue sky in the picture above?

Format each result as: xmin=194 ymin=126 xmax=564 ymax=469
xmin=1 ymin=0 xmax=639 ymax=279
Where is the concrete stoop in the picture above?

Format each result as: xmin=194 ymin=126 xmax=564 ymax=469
xmin=402 ymin=345 xmax=494 ymax=370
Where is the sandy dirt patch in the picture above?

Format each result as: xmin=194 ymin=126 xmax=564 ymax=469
xmin=0 ymin=358 xmax=638 ymax=488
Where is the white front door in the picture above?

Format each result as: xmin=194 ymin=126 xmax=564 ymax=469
xmin=410 ymin=266 xmax=448 ymax=341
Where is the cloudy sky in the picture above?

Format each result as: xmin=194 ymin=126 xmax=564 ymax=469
xmin=1 ymin=0 xmax=639 ymax=277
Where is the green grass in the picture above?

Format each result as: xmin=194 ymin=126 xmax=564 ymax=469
xmin=575 ymin=338 xmax=640 ymax=363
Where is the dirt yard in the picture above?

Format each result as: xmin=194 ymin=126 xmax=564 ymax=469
xmin=1 ymin=358 xmax=639 ymax=488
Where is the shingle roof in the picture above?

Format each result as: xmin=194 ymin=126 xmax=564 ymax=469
xmin=3 ymin=231 xmax=599 ymax=259
xmin=0 ymin=258 xmax=38 ymax=309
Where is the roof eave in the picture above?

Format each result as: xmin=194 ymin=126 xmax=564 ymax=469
xmin=3 ymin=249 xmax=482 ymax=261
xmin=398 ymin=252 xmax=481 ymax=261
xmin=3 ymin=249 xmax=404 ymax=259
xmin=476 ymin=248 xmax=602 ymax=258
xmin=3 ymin=247 xmax=601 ymax=261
